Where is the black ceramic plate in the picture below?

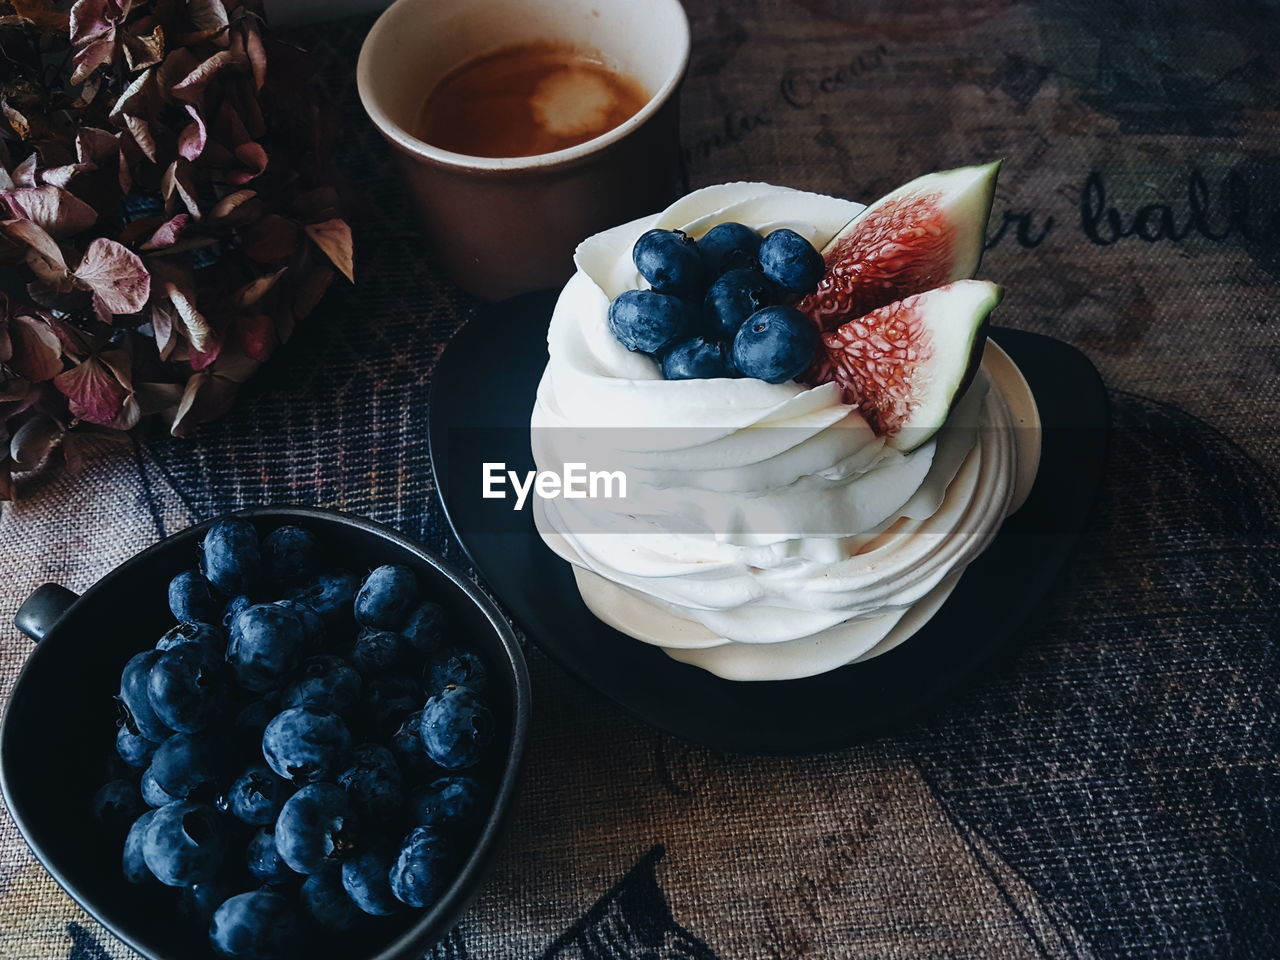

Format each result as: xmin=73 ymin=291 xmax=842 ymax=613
xmin=429 ymin=291 xmax=1107 ymax=754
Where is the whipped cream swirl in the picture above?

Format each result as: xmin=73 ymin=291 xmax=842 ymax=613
xmin=531 ymin=183 xmax=1018 ymax=680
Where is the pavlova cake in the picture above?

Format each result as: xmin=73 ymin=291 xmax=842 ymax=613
xmin=530 ymin=163 xmax=1040 ymax=681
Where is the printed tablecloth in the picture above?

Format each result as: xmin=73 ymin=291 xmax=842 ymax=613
xmin=2 ymin=1 xmax=1277 ymax=957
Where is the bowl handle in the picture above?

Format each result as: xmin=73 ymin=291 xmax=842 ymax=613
xmin=14 ymin=583 xmax=79 ymax=642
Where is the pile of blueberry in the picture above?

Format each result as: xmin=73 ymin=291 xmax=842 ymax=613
xmin=607 ymin=222 xmax=826 ymax=384
xmin=90 ymin=518 xmax=498 ymax=959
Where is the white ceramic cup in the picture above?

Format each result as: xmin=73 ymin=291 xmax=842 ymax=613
xmin=357 ymin=0 xmax=692 ymax=300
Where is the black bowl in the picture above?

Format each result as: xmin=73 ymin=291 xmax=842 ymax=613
xmin=0 ymin=505 xmax=530 ymax=960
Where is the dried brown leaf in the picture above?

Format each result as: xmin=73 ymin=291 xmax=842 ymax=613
xmin=292 ymin=263 xmax=334 ymax=321
xmin=162 ymin=159 xmax=200 ymax=218
xmin=303 ymin=218 xmax=354 ymax=283
xmin=243 ymin=215 xmax=297 ymax=262
xmin=7 ymin=315 xmax=63 ymax=381
xmin=9 ymin=415 xmax=63 ymax=468
xmin=123 ymin=22 xmax=165 ymax=72
xmin=2 ymin=101 xmax=31 ymax=140
xmin=211 ymin=189 xmax=256 ymax=219
xmin=2 ymin=185 xmax=98 ymax=239
xmin=235 ymin=266 xmax=285 ymax=308
xmin=173 ymin=50 xmax=234 ymax=104
xmin=120 ymin=114 xmax=156 ymax=162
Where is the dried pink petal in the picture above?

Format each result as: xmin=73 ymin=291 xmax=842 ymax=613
xmin=72 ymin=37 xmax=118 ymax=85
xmin=69 ymin=0 xmax=129 ymax=46
xmin=178 ymin=105 xmax=207 ymax=161
xmin=235 ymin=313 xmax=274 ymax=362
xmin=229 ymin=142 xmax=267 ymax=185
xmin=142 ymin=213 xmax=190 ymax=250
xmin=2 ymin=185 xmax=97 ymax=239
xmin=74 ymin=238 xmax=151 ymax=318
xmin=54 ymin=354 xmax=129 ymax=425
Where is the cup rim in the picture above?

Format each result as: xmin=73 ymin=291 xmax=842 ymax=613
xmin=356 ymin=0 xmax=691 ymax=172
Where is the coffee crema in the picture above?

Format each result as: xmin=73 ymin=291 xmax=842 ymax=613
xmin=414 ymin=42 xmax=650 ymax=158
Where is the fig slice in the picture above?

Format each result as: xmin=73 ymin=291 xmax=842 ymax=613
xmin=798 ymin=161 xmax=1001 ymax=334
xmin=820 ymin=279 xmax=1002 ymax=452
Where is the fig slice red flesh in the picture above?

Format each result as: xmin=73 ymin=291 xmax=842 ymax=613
xmin=798 ymin=161 xmax=1001 ymax=334
xmin=820 ymin=279 xmax=1002 ymax=452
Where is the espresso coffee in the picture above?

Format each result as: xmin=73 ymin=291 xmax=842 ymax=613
xmin=415 ymin=42 xmax=650 ymax=158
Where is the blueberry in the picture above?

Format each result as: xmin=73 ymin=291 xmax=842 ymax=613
xmin=225 ymin=764 xmax=291 ymax=826
xmin=262 ymin=525 xmax=320 ymax=586
xmin=389 ymin=826 xmax=450 ymax=908
xmin=200 ymin=518 xmax=261 ymax=596
xmin=632 ymin=228 xmax=707 ymax=298
xmin=361 ymin=674 xmax=421 ymax=737
xmin=123 ymin=809 xmax=158 ymax=884
xmin=92 ymin=779 xmax=146 ymax=832
xmin=157 ymin=620 xmax=226 ymax=653
xmin=731 ymin=305 xmax=820 ymax=384
xmin=420 ymin=686 xmax=494 ymax=770
xmin=400 ymin=601 xmax=446 ymax=657
xmin=422 ymin=649 xmax=488 ymax=697
xmin=704 ymin=268 xmax=777 ymax=338
xmin=234 ymin=695 xmax=280 ymax=743
xmin=149 ymin=641 xmax=228 ymax=733
xmin=168 ymin=570 xmax=220 ymax=623
xmin=341 ymin=851 xmax=399 ymax=916
xmin=118 ymin=650 xmax=173 ymax=742
xmin=661 ymin=337 xmax=737 ymax=380
xmin=209 ymin=890 xmax=296 ymax=959
xmin=263 ymin=707 xmax=352 ymax=784
xmin=391 ymin=710 xmax=432 ymax=778
xmin=697 ymin=222 xmax=762 ymax=274
xmin=228 ymin=604 xmax=305 ymax=693
xmin=338 ymin=744 xmax=404 ymax=821
xmin=273 ymin=600 xmax=326 ymax=654
xmin=141 ymin=767 xmax=181 ymax=807
xmin=274 ymin=783 xmax=356 ymax=875
xmin=757 ymin=228 xmax=824 ymax=295
xmin=607 ymin=289 xmax=694 ymax=355
xmin=281 ymin=655 xmax=362 ymax=714
xmin=410 ymin=776 xmax=485 ymax=831
xmin=142 ymin=800 xmax=226 ymax=886
xmin=349 ymin=628 xmax=403 ymax=676
xmin=287 ymin=570 xmax=360 ymax=627
xmin=149 ymin=732 xmax=222 ymax=799
xmin=355 ymin=564 xmax=419 ymax=630
xmin=247 ymin=827 xmax=292 ymax=882
xmin=117 ymin=724 xmax=158 ymax=768
xmin=222 ymin=594 xmax=253 ymax=631
xmin=181 ymin=877 xmax=236 ymax=925
xmin=300 ymin=868 xmax=360 ymax=932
